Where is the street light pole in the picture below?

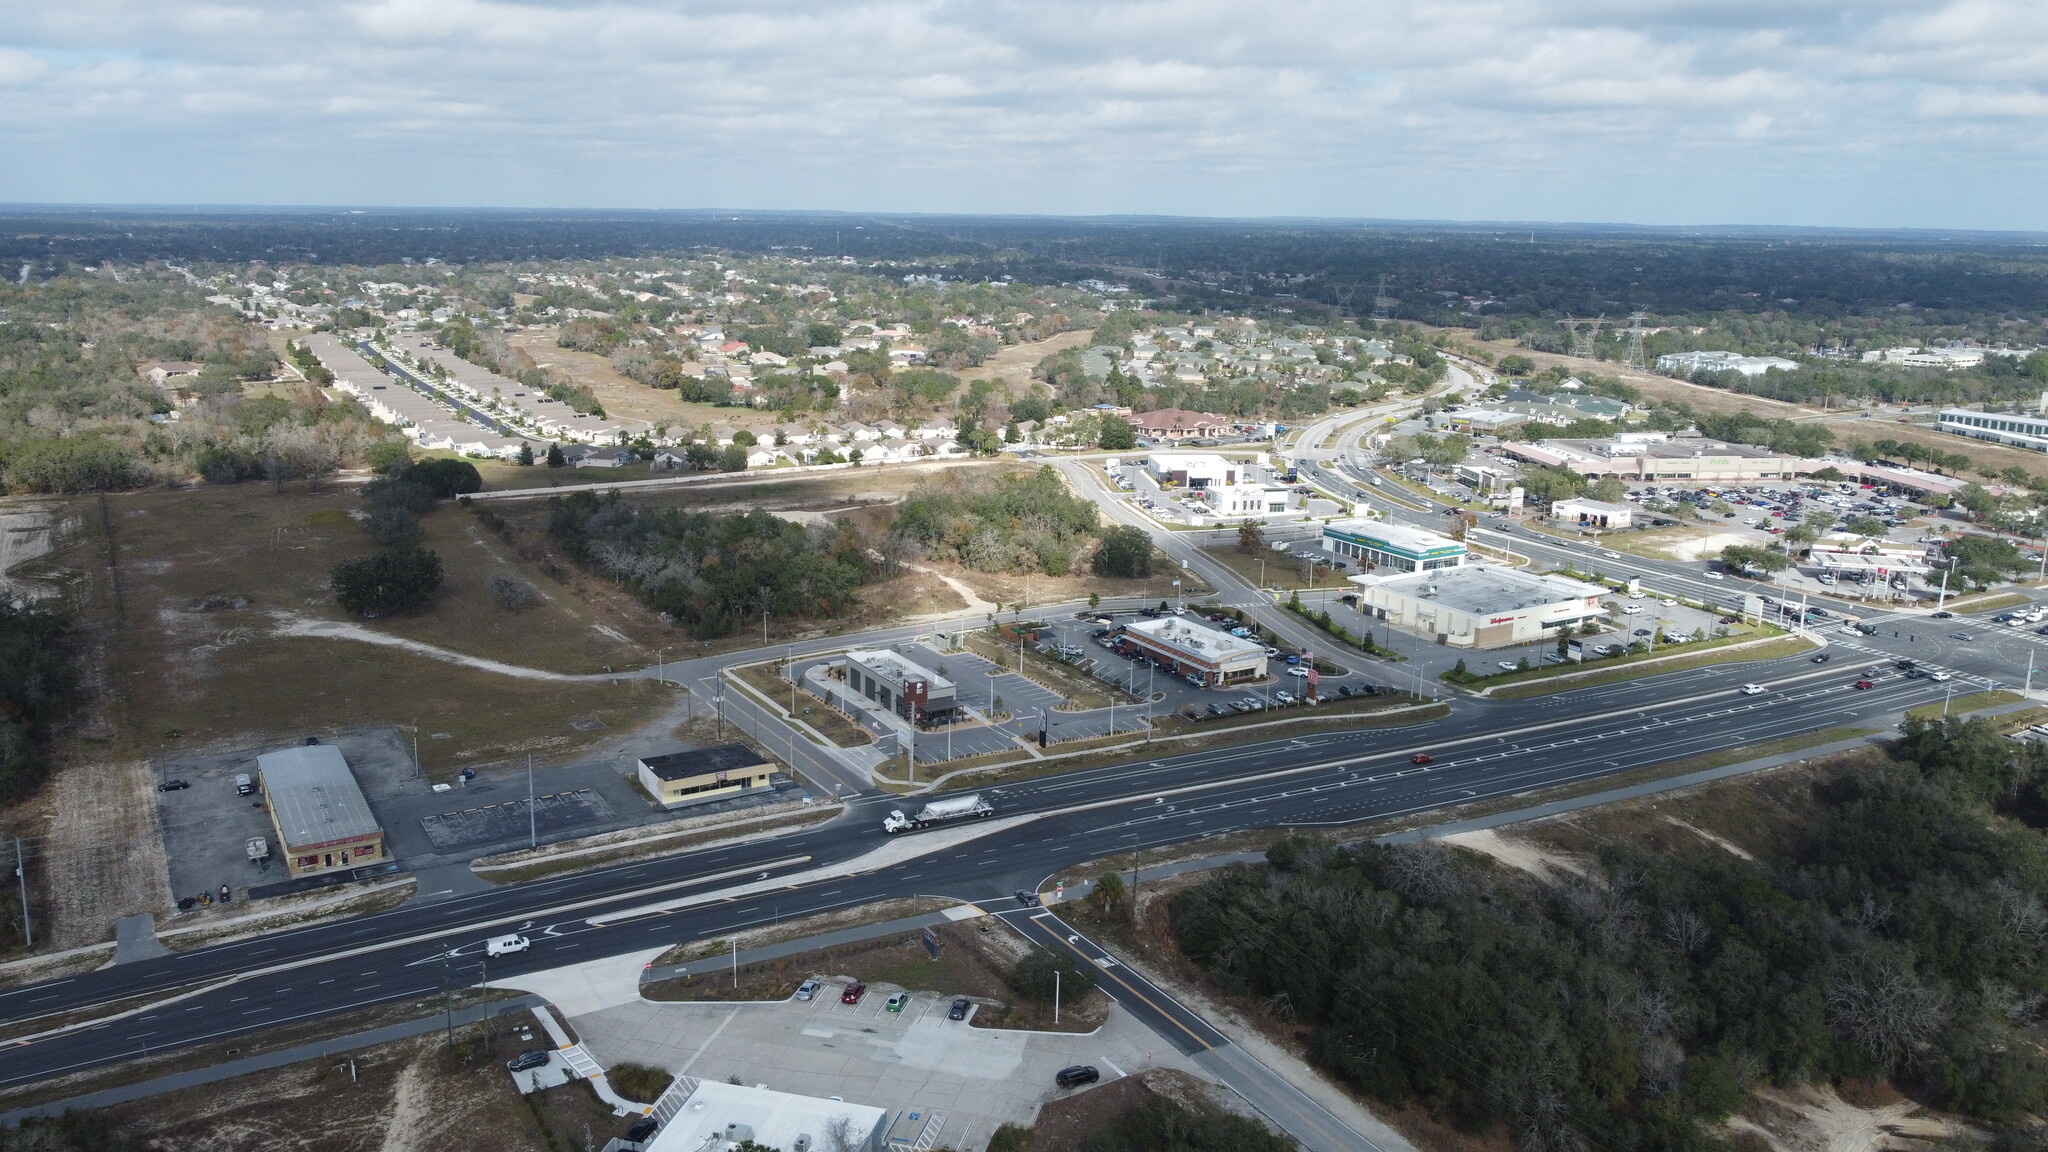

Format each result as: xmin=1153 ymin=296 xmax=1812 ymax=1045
xmin=527 ymin=754 xmax=536 ymax=849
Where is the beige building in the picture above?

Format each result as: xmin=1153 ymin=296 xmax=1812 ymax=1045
xmin=1350 ymin=566 xmax=1609 ymax=648
xmin=257 ymin=745 xmax=387 ymax=878
xmin=1121 ymin=617 xmax=1268 ymax=687
xmin=1504 ymin=438 xmax=1809 ymax=481
xmin=636 ymin=744 xmax=777 ymax=809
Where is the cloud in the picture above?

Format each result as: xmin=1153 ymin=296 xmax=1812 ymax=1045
xmin=0 ymin=0 xmax=2043 ymax=228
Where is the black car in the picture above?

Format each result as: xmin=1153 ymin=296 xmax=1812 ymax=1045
xmin=507 ymin=1050 xmax=551 ymax=1072
xmin=1895 ymin=659 xmax=1917 ymax=670
xmin=1015 ymin=889 xmax=1040 ymax=907
xmin=1811 ymin=654 xmax=1830 ymax=663
xmin=1056 ymin=1065 xmax=1101 ymax=1089
xmin=1932 ymin=611 xmax=1954 ymax=619
xmin=1905 ymin=668 xmax=1930 ymax=679
xmin=156 ymin=779 xmax=190 ymax=792
xmin=948 ymin=998 xmax=971 ymax=1021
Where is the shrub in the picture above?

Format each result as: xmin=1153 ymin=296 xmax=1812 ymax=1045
xmin=1007 ymin=948 xmax=1095 ymax=1003
xmin=330 ymin=545 xmax=444 ymax=616
xmin=1091 ymin=526 xmax=1154 ymax=578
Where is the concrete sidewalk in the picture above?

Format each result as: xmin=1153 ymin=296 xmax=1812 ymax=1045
xmin=0 ymin=996 xmax=544 ymax=1127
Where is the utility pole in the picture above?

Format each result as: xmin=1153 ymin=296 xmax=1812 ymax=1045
xmin=732 ymin=937 xmax=739 ymax=989
xmin=527 ymin=754 xmax=536 ymax=850
xmin=442 ymin=955 xmax=454 ymax=1048
xmin=1054 ymin=968 xmax=1061 ymax=1025
xmin=14 ymin=838 xmax=29 ymax=948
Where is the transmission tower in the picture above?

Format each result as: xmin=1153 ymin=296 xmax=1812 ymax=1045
xmin=1622 ymin=312 xmax=1652 ymax=371
xmin=1370 ymin=275 xmax=1394 ymax=324
xmin=1557 ymin=316 xmax=1606 ymax=360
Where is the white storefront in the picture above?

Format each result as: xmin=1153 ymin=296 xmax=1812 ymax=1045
xmin=1350 ymin=566 xmax=1609 ymax=648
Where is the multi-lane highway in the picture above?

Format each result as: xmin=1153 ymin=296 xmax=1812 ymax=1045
xmin=1 ymin=391 xmax=2038 ymax=1108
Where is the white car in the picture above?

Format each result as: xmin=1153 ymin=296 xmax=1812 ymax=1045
xmin=1286 ymin=666 xmax=1310 ymax=678
xmin=1622 ymin=604 xmax=1642 ymax=614
xmin=1740 ymin=684 xmax=1767 ymax=695
xmin=1703 ymin=571 xmax=1725 ymax=581
xmin=1627 ymin=590 xmax=1646 ymax=600
xmin=1930 ymin=670 xmax=1953 ymax=682
xmin=1659 ymin=598 xmax=1677 ymax=607
xmin=1497 ymin=661 xmax=1519 ymax=670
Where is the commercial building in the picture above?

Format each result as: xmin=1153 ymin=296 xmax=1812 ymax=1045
xmin=1349 ymin=566 xmax=1610 ymax=648
xmin=1434 ymin=408 xmax=1527 ymax=435
xmin=1938 ymin=408 xmax=2048 ymax=454
xmin=1200 ymin=483 xmax=1294 ymax=516
xmin=1143 ymin=452 xmax=1243 ymax=489
xmin=1865 ymin=346 xmax=1986 ymax=370
xmin=1120 ymin=617 xmax=1268 ymax=687
xmin=1551 ymin=497 xmax=1634 ymax=530
xmin=636 ymin=744 xmax=777 ymax=809
xmin=256 ymin=745 xmax=386 ymax=878
xmin=1319 ymin=519 xmax=1467 ymax=573
xmin=1125 ymin=408 xmax=1234 ymax=442
xmin=1656 ymin=351 xmax=1801 ymax=377
xmin=842 ymin=648 xmax=959 ymax=725
xmin=644 ymin=1080 xmax=888 ymax=1152
xmin=1501 ymin=438 xmax=1810 ymax=482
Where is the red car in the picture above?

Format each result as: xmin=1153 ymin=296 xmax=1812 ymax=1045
xmin=1854 ymin=680 xmax=1875 ymax=690
xmin=841 ymin=981 xmax=867 ymax=1005
xmin=1411 ymin=753 xmax=1434 ymax=765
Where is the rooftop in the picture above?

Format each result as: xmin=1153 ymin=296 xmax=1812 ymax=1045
xmin=845 ymin=648 xmax=956 ymax=691
xmin=1352 ymin=565 xmax=1609 ymax=614
xmin=1124 ymin=616 xmax=1267 ymax=662
xmin=1555 ymin=497 xmax=1635 ymax=513
xmin=645 ymin=1081 xmax=887 ymax=1152
xmin=639 ymin=743 xmax=772 ymax=782
xmin=255 ymin=745 xmax=380 ymax=849
xmin=1322 ymin=519 xmax=1467 ymax=556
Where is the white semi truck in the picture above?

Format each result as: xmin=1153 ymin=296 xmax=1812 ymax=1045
xmin=882 ymin=793 xmax=995 ymax=834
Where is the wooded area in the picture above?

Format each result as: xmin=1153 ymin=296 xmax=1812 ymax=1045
xmin=1169 ymin=718 xmax=2048 ymax=1151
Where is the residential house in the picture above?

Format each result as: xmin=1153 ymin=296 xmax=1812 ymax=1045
xmin=745 ymin=446 xmax=780 ymax=468
xmin=915 ymin=418 xmax=954 ymax=441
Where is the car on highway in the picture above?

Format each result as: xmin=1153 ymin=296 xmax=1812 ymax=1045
xmin=1703 ymin=570 xmax=1724 ymax=580
xmin=1056 ymin=1065 xmax=1101 ymax=1089
xmin=507 ymin=1050 xmax=551 ymax=1073
xmin=1905 ymin=668 xmax=1929 ymax=679
xmin=1854 ymin=680 xmax=1875 ymax=690
xmin=949 ymin=998 xmax=971 ymax=1020
xmin=1931 ymin=670 xmax=1953 ymax=681
xmin=1411 ymin=753 xmax=1434 ymax=764
xmin=1811 ymin=654 xmax=1830 ymax=663
xmin=1740 ymin=684 xmax=1767 ymax=695
xmin=1931 ymin=610 xmax=1955 ymax=619
xmin=1895 ymin=659 xmax=1917 ymax=670
xmin=156 ymin=779 xmax=190 ymax=792
xmin=1015 ymin=889 xmax=1041 ymax=907
xmin=1952 ymin=632 xmax=1976 ymax=641
xmin=886 ymin=992 xmax=909 ymax=1013
xmin=841 ymin=981 xmax=867 ymax=1005
xmin=796 ymin=980 xmax=821 ymax=1001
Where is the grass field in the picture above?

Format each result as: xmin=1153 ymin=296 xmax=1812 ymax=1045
xmin=1198 ymin=544 xmax=1342 ymax=591
xmin=1483 ymin=635 xmax=1812 ymax=699
xmin=1905 ymin=690 xmax=2025 ymax=722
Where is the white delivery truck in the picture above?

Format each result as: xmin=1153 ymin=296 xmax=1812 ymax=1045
xmin=882 ymin=793 xmax=995 ymax=834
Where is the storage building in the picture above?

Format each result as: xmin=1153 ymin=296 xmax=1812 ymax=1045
xmin=636 ymin=744 xmax=777 ymax=809
xmin=256 ymin=744 xmax=387 ymax=878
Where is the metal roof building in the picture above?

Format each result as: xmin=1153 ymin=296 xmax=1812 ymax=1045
xmin=255 ymin=744 xmax=387 ymax=878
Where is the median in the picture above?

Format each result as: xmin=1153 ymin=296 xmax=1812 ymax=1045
xmin=1445 ymin=630 xmax=1815 ymax=699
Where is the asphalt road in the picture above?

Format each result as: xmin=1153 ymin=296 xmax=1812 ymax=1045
xmin=0 ymin=648 xmax=1964 ymax=1093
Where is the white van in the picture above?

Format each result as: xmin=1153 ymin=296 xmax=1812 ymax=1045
xmin=486 ymin=934 xmax=531 ymax=957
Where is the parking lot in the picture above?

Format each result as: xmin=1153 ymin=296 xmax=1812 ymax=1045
xmin=571 ymin=983 xmax=1206 ymax=1152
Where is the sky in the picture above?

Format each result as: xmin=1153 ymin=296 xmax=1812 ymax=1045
xmin=2 ymin=0 xmax=2046 ymax=231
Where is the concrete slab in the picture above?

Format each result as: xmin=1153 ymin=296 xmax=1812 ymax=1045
xmin=496 ymin=946 xmax=668 ymax=1018
xmin=111 ymin=914 xmax=170 ymax=964
xmin=567 ymin=994 xmax=1208 ymax=1151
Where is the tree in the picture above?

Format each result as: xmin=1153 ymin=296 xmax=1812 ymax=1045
xmin=1843 ymin=515 xmax=1888 ymax=539
xmin=1955 ymin=482 xmax=1999 ymax=519
xmin=1237 ymin=519 xmax=1265 ymax=554
xmin=403 ymin=458 xmax=483 ymax=498
xmin=720 ymin=444 xmax=749 ymax=473
xmin=1589 ymin=477 xmax=1627 ymax=502
xmin=488 ymin=573 xmax=540 ymax=611
xmin=1090 ymin=870 xmax=1127 ymax=914
xmin=1091 ymin=526 xmax=1154 ymax=578
xmin=364 ymin=439 xmax=413 ymax=476
xmin=1097 ymin=419 xmax=1137 ymax=451
xmin=1721 ymin=543 xmax=1789 ymax=575
xmin=1947 ymin=535 xmax=2030 ymax=589
xmin=545 ymin=442 xmax=567 ymax=468
xmin=1088 ymin=592 xmax=1101 ymax=610
xmin=1812 ymin=465 xmax=1846 ymax=482
xmin=330 ymin=545 xmax=444 ymax=615
xmin=516 ymin=441 xmax=535 ymax=466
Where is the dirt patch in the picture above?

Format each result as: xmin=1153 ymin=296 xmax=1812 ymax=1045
xmin=103 ymin=1027 xmax=638 ymax=1152
xmin=1820 ymin=415 xmax=2048 ymax=484
xmin=0 ymin=497 xmax=69 ymax=601
xmin=1728 ymin=1083 xmax=1966 ymax=1152
xmin=1439 ymin=829 xmax=1586 ymax=879
xmin=1662 ymin=816 xmax=1756 ymax=860
xmin=40 ymin=755 xmax=171 ymax=948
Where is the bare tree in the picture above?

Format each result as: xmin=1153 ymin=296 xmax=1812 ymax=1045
xmin=1658 ymin=908 xmax=1710 ymax=955
xmin=1826 ymin=957 xmax=1950 ymax=1068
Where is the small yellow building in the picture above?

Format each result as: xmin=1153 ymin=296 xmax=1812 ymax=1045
xmin=636 ymin=744 xmax=776 ymax=809
xmin=257 ymin=744 xmax=387 ymax=878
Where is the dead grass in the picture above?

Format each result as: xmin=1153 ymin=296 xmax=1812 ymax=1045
xmin=1484 ymin=635 xmax=1812 ymax=698
xmin=729 ymin=660 xmax=874 ymax=748
xmin=1818 ymin=415 xmax=2048 ymax=484
xmin=1199 ymin=545 xmax=1340 ymax=591
xmin=39 ymin=754 xmax=170 ymax=949
xmin=1905 ymin=690 xmax=2024 ymax=722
